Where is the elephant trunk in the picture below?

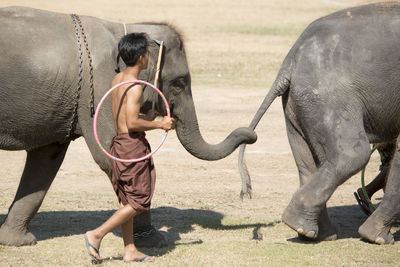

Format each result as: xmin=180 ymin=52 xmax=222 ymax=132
xmin=173 ymin=93 xmax=257 ymax=161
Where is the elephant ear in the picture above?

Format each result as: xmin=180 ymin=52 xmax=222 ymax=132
xmin=140 ymin=33 xmax=165 ymax=114
xmin=140 ymin=33 xmax=159 ymax=80
xmin=114 ymin=51 xmax=122 ymax=73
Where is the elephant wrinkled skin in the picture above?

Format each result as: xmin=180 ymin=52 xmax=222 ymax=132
xmin=239 ymin=2 xmax=400 ymax=244
xmin=0 ymin=7 xmax=256 ymax=246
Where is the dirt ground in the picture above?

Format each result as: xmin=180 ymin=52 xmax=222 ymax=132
xmin=1 ymin=0 xmax=399 ymax=266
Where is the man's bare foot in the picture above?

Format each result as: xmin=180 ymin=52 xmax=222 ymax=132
xmin=85 ymin=230 xmax=102 ymax=261
xmin=123 ymin=247 xmax=155 ymax=262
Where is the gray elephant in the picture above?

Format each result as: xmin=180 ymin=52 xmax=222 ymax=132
xmin=239 ymin=2 xmax=400 ymax=244
xmin=0 ymin=6 xmax=256 ymax=246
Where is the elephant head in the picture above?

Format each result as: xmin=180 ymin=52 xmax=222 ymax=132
xmin=131 ymin=23 xmax=257 ymax=160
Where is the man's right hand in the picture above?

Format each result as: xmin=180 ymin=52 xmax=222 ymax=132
xmin=160 ymin=116 xmax=175 ymax=131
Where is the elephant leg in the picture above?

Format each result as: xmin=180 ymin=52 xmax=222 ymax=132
xmin=0 ymin=142 xmax=69 ymax=246
xmin=133 ymin=211 xmax=166 ymax=248
xmin=282 ymin=115 xmax=371 ymax=239
xmin=284 ymin=116 xmax=337 ymax=241
xmin=358 ymin=137 xmax=400 ymax=244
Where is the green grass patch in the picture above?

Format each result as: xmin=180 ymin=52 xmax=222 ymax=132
xmin=222 ymin=25 xmax=304 ymax=36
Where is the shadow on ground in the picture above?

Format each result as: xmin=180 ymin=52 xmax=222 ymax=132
xmin=149 ymin=207 xmax=274 ymax=252
xmin=0 ymin=206 xmax=271 ymax=256
xmin=1 ymin=204 xmax=398 ymax=255
xmin=287 ymin=203 xmax=400 ymax=243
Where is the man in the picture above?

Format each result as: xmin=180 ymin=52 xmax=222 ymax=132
xmin=84 ymin=33 xmax=174 ymax=263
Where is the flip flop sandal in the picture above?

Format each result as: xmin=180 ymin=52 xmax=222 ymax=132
xmin=84 ymin=234 xmax=102 ymax=265
xmin=134 ymin=255 xmax=154 ymax=262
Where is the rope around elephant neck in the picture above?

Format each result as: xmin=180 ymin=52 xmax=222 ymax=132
xmin=65 ymin=14 xmax=84 ymax=141
xmin=72 ymin=14 xmax=95 ymax=117
xmin=123 ymin=23 xmax=127 ymax=35
xmin=152 ymin=40 xmax=164 ymax=111
xmin=65 ymin=14 xmax=95 ymax=142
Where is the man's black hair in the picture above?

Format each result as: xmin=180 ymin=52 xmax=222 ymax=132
xmin=118 ymin=33 xmax=149 ymax=67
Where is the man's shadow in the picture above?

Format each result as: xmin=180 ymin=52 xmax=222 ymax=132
xmin=2 ymin=204 xmax=396 ymax=253
xmin=0 ymin=206 xmax=272 ymax=256
xmin=136 ymin=206 xmax=275 ymax=255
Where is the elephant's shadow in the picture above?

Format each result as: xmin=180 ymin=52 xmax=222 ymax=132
xmin=1 ymin=204 xmax=398 ymax=252
xmin=288 ymin=204 xmax=400 ymax=243
xmin=0 ymin=206 xmax=271 ymax=256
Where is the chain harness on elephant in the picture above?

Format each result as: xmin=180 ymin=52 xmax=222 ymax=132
xmin=67 ymin=14 xmax=95 ymax=141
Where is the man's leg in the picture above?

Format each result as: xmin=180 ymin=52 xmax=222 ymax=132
xmin=85 ymin=204 xmax=137 ymax=260
xmin=121 ymin=213 xmax=155 ymax=262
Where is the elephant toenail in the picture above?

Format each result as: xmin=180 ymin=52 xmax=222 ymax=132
xmin=306 ymin=231 xmax=316 ymax=238
xmin=375 ymin=237 xmax=384 ymax=244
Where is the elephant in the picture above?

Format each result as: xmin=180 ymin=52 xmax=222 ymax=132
xmin=238 ymin=2 xmax=400 ymax=245
xmin=0 ymin=6 xmax=256 ymax=246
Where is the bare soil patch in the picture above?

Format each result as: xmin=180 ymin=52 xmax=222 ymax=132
xmin=1 ymin=0 xmax=399 ymax=266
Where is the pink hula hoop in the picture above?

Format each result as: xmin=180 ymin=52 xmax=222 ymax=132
xmin=93 ymin=80 xmax=170 ymax=162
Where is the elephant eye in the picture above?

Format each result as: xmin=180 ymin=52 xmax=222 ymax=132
xmin=170 ymin=75 xmax=188 ymax=94
xmin=172 ymin=77 xmax=186 ymax=87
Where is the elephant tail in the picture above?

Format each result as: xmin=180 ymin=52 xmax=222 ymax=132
xmin=238 ymin=54 xmax=293 ymax=199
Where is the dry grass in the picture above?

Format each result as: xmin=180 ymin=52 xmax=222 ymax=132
xmin=1 ymin=0 xmax=400 ymax=266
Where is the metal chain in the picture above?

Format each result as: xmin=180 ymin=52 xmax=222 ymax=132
xmin=73 ymin=14 xmax=95 ymax=117
xmin=66 ymin=14 xmax=84 ymax=141
xmin=133 ymin=225 xmax=156 ymax=239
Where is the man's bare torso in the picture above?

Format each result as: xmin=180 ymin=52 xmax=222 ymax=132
xmin=111 ymin=73 xmax=143 ymax=135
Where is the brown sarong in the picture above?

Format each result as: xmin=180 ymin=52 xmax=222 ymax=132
xmin=110 ymin=132 xmax=156 ymax=211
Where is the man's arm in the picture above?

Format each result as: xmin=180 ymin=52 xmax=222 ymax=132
xmin=125 ymin=85 xmax=173 ymax=132
xmin=139 ymin=110 xmax=158 ymax=121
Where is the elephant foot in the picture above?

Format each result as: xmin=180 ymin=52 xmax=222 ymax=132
xmin=298 ymin=224 xmax=337 ymax=242
xmin=316 ymin=230 xmax=337 ymax=241
xmin=282 ymin=200 xmax=319 ymax=239
xmin=134 ymin=227 xmax=167 ymax=248
xmin=0 ymin=223 xmax=37 ymax=246
xmin=298 ymin=232 xmax=337 ymax=242
xmin=358 ymin=213 xmax=394 ymax=245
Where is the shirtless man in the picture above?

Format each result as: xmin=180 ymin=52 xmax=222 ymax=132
xmin=84 ymin=33 xmax=174 ymax=263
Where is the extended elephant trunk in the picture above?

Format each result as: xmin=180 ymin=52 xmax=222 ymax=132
xmin=174 ymin=93 xmax=257 ymax=161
